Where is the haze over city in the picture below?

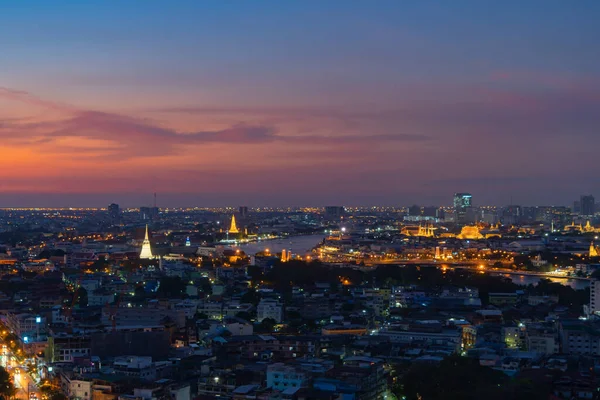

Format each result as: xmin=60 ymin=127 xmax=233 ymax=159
xmin=2 ymin=1 xmax=599 ymax=207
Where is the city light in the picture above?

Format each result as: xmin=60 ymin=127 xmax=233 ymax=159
xmin=0 ymin=5 xmax=594 ymax=395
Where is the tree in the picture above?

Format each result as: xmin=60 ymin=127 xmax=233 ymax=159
xmin=75 ymin=287 xmax=88 ymax=308
xmin=134 ymin=285 xmax=146 ymax=298
xmin=257 ymin=318 xmax=277 ymax=333
xmin=401 ymin=354 xmax=508 ymax=400
xmin=235 ymin=311 xmax=253 ymax=322
xmin=50 ymin=392 xmax=68 ymax=400
xmin=0 ymin=366 xmax=16 ymax=399
xmin=197 ymin=278 xmax=212 ymax=295
xmin=286 ymin=310 xmax=302 ymax=321
xmin=40 ymin=385 xmax=67 ymax=400
xmin=241 ymin=289 xmax=261 ymax=306
xmin=157 ymin=277 xmax=186 ymax=298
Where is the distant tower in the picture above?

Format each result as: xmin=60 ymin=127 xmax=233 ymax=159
xmin=139 ymin=225 xmax=154 ymax=259
xmin=108 ymin=203 xmax=120 ymax=223
xmin=590 ymin=242 xmax=599 ymax=258
xmin=281 ymin=249 xmax=287 ymax=262
xmin=453 ymin=193 xmax=473 ymax=225
xmin=434 ymin=246 xmax=441 ymax=259
xmin=228 ymin=215 xmax=240 ymax=234
xmin=581 ymin=195 xmax=595 ymax=217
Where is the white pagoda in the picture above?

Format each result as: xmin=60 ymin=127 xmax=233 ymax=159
xmin=139 ymin=225 xmax=154 ymax=259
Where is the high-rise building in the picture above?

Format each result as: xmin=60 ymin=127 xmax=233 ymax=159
xmin=453 ymin=193 xmax=472 ymax=225
xmin=108 ymin=203 xmax=120 ymax=222
xmin=422 ymin=206 xmax=437 ymax=218
xmin=502 ymin=205 xmax=522 ymax=225
xmin=239 ymin=206 xmax=249 ymax=219
xmin=590 ymin=280 xmax=600 ymax=315
xmin=436 ymin=208 xmax=445 ymax=220
xmin=581 ymin=195 xmax=595 ymax=217
xmin=408 ymin=205 xmax=421 ymax=217
xmin=324 ymin=206 xmax=345 ymax=219
xmin=140 ymin=206 xmax=159 ymax=221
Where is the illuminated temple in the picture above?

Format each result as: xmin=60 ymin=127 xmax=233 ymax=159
xmin=590 ymin=242 xmax=599 ymax=257
xmin=139 ymin=225 xmax=154 ymax=259
xmin=456 ymin=225 xmax=484 ymax=240
xmin=584 ymin=221 xmax=600 ymax=233
xmin=564 ymin=221 xmax=584 ymax=233
xmin=400 ymin=224 xmax=435 ymax=237
xmin=564 ymin=221 xmax=600 ymax=233
xmin=228 ymin=215 xmax=240 ymax=234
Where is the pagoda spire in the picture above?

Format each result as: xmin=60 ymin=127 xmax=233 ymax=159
xmin=140 ymin=224 xmax=154 ymax=259
xmin=590 ymin=241 xmax=599 ymax=258
xmin=228 ymin=215 xmax=240 ymax=234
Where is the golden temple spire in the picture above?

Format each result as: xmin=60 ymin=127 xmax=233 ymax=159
xmin=591 ymin=241 xmax=599 ymax=258
xmin=228 ymin=215 xmax=239 ymax=234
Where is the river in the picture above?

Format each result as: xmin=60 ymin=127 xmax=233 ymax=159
xmin=498 ymin=273 xmax=590 ymax=290
xmin=231 ymin=234 xmax=326 ymax=255
xmin=231 ymin=235 xmax=590 ymax=290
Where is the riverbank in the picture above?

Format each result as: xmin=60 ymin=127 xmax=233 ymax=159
xmin=230 ymin=233 xmax=326 ymax=256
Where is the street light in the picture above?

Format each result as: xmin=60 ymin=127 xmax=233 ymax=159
xmin=36 ymin=316 xmax=41 ymax=341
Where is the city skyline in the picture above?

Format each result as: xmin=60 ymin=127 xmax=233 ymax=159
xmin=2 ymin=1 xmax=600 ymax=206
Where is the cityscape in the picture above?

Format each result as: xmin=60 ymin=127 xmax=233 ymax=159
xmin=0 ymin=194 xmax=598 ymax=399
xmin=2 ymin=1 xmax=600 ymax=400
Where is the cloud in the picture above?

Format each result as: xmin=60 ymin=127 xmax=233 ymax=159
xmin=0 ymin=89 xmax=433 ymax=159
xmin=0 ymin=87 xmax=76 ymax=112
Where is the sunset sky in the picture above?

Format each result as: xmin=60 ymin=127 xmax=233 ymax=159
xmin=1 ymin=1 xmax=599 ymax=207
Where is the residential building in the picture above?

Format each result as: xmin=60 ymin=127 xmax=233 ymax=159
xmin=257 ymin=299 xmax=283 ymax=323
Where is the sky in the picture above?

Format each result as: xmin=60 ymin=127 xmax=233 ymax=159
xmin=1 ymin=1 xmax=599 ymax=207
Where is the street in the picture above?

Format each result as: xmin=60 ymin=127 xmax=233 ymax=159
xmin=1 ymin=343 xmax=40 ymax=400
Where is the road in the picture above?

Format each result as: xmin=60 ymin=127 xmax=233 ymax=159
xmin=1 ymin=343 xmax=40 ymax=400
xmin=13 ymin=367 xmax=39 ymax=400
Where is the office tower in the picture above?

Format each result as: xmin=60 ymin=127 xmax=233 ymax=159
xmin=108 ymin=203 xmax=120 ymax=221
xmin=522 ymin=206 xmax=536 ymax=222
xmin=436 ymin=208 xmax=445 ymax=220
xmin=140 ymin=206 xmax=159 ymax=221
xmin=239 ymin=206 xmax=249 ymax=219
xmin=140 ymin=206 xmax=152 ymax=220
xmin=581 ymin=195 xmax=595 ymax=217
xmin=408 ymin=205 xmax=421 ymax=217
xmin=502 ymin=205 xmax=522 ymax=225
xmin=453 ymin=193 xmax=472 ymax=225
xmin=549 ymin=206 xmax=571 ymax=227
xmin=422 ymin=206 xmax=437 ymax=218
xmin=325 ymin=206 xmax=345 ymax=219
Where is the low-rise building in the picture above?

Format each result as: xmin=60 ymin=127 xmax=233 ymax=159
xmin=257 ymin=299 xmax=283 ymax=323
